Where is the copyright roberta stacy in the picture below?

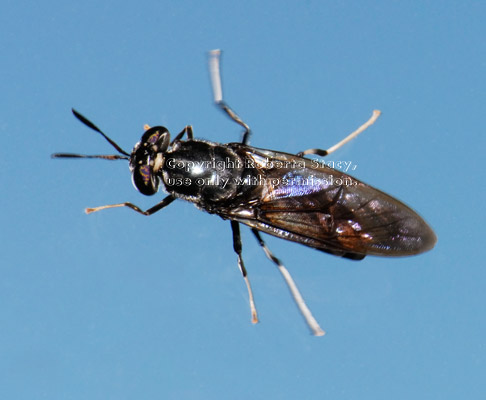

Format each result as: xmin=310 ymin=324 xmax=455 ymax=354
xmin=165 ymin=156 xmax=358 ymax=173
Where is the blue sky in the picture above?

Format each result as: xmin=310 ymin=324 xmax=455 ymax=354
xmin=1 ymin=1 xmax=485 ymax=399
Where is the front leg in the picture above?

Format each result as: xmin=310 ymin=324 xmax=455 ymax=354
xmin=85 ymin=195 xmax=176 ymax=216
xmin=172 ymin=125 xmax=194 ymax=142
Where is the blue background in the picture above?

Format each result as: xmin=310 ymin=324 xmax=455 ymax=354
xmin=1 ymin=1 xmax=484 ymax=399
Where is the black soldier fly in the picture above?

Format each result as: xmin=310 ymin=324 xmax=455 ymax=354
xmin=53 ymin=50 xmax=436 ymax=336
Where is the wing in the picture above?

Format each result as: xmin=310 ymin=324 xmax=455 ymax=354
xmin=224 ymin=145 xmax=437 ymax=259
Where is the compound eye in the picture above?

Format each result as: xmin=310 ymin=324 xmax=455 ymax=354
xmin=130 ymin=126 xmax=170 ymax=196
xmin=140 ymin=126 xmax=170 ymax=151
xmin=132 ymin=163 xmax=159 ymax=195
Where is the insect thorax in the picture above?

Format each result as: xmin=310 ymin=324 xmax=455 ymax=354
xmin=161 ymin=140 xmax=260 ymax=207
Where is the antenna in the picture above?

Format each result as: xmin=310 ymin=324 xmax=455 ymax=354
xmin=51 ymin=109 xmax=131 ymax=160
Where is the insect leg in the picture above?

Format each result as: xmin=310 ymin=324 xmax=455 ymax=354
xmin=208 ymin=49 xmax=251 ymax=145
xmin=298 ymin=110 xmax=381 ymax=157
xmin=231 ymin=221 xmax=258 ymax=324
xmin=172 ymin=125 xmax=194 ymax=142
xmin=85 ymin=194 xmax=176 ymax=216
xmin=251 ymin=229 xmax=325 ymax=336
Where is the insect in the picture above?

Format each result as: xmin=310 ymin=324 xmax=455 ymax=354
xmin=53 ymin=50 xmax=436 ymax=336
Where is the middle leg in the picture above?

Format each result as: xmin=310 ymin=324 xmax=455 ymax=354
xmin=209 ymin=49 xmax=251 ymax=145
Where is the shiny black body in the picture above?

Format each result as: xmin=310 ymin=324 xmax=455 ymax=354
xmin=147 ymin=137 xmax=436 ymax=260
xmin=54 ymin=115 xmax=436 ymax=260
